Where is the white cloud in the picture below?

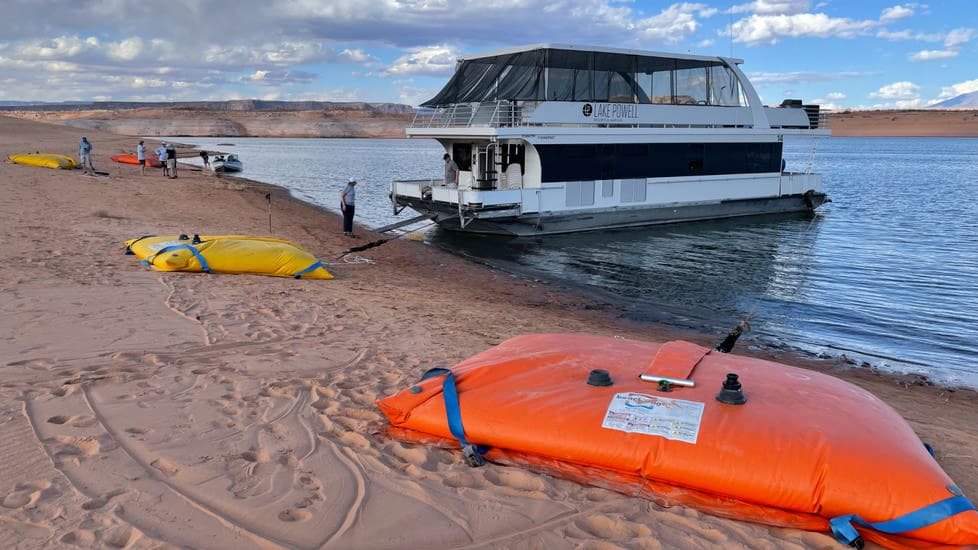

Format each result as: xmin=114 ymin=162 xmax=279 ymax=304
xmin=748 ymin=70 xmax=873 ymax=85
xmin=106 ymin=37 xmax=144 ymax=62
xmin=869 ymin=81 xmax=920 ymax=100
xmin=876 ymin=29 xmax=942 ymax=41
xmin=381 ymin=45 xmax=459 ymax=77
xmin=729 ymin=0 xmax=811 ymax=15
xmin=937 ymin=78 xmax=978 ymax=100
xmin=15 ymin=36 xmax=99 ymax=59
xmin=632 ymin=3 xmax=715 ymax=44
xmin=398 ymin=83 xmax=439 ymax=107
xmin=944 ymin=28 xmax=975 ymax=48
xmin=130 ymin=77 xmax=167 ymax=89
xmin=811 ymin=92 xmax=846 ymax=109
xmin=731 ymin=13 xmax=877 ymax=45
xmin=908 ymin=49 xmax=958 ymax=62
xmin=879 ymin=5 xmax=914 ymax=23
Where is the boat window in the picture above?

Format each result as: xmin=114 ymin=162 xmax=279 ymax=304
xmin=565 ymin=181 xmax=595 ymax=207
xmin=537 ymin=142 xmax=782 ymax=182
xmin=593 ymin=52 xmax=636 ymax=103
xmin=687 ymin=144 xmax=705 ymax=174
xmin=621 ymin=179 xmax=647 ymax=203
xmin=709 ymin=66 xmax=743 ymax=106
xmin=546 ymin=50 xmax=591 ymax=101
xmin=675 ymin=67 xmax=709 ymax=105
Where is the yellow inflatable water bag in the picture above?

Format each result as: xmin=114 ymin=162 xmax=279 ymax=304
xmin=8 ymin=153 xmax=77 ymax=169
xmin=125 ymin=235 xmax=332 ymax=279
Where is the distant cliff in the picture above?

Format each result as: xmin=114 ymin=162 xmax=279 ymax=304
xmin=1 ymin=101 xmax=416 ymax=138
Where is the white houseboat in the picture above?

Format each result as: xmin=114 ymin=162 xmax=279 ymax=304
xmin=390 ymin=44 xmax=830 ymax=236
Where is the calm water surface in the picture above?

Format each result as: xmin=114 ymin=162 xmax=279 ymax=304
xmin=174 ymin=136 xmax=978 ymax=388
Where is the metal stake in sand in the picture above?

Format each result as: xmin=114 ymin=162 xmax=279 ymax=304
xmin=265 ymin=193 xmax=272 ymax=233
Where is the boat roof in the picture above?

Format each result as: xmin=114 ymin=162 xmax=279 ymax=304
xmin=457 ymin=43 xmax=743 ymax=65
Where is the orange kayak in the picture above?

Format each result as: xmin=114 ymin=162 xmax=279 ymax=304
xmin=378 ymin=334 xmax=978 ymax=549
xmin=110 ymin=154 xmax=161 ymax=167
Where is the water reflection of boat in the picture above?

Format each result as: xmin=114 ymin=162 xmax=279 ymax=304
xmin=426 ymin=213 xmax=822 ymax=330
xmin=391 ymin=44 xmax=829 ymax=236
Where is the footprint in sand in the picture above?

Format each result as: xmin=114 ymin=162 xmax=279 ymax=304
xmin=150 ymin=458 xmax=179 ymax=477
xmin=49 ymin=435 xmax=100 ymax=457
xmin=2 ymin=480 xmax=51 ymax=509
xmin=50 ymin=386 xmax=76 ymax=397
xmin=240 ymin=450 xmax=271 ymax=463
xmin=60 ymin=529 xmax=96 ymax=545
xmin=483 ymin=469 xmax=547 ymax=492
xmin=390 ymin=443 xmax=427 ymax=466
xmin=575 ymin=515 xmax=651 ymax=541
xmin=103 ymin=525 xmax=141 ymax=548
xmin=278 ymin=508 xmax=313 ymax=522
xmin=81 ymin=489 xmax=126 ymax=510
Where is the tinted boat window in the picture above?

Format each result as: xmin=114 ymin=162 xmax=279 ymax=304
xmin=537 ymin=142 xmax=783 ymax=182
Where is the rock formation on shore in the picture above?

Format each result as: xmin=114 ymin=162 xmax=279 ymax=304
xmin=0 ymin=100 xmax=415 ymax=138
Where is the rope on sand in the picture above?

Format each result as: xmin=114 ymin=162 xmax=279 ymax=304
xmin=318 ymin=219 xmax=439 ymax=263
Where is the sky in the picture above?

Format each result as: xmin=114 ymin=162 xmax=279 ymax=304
xmin=1 ymin=1 xmax=975 ymax=110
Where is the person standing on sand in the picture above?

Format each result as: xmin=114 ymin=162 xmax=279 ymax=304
xmin=79 ymin=137 xmax=95 ymax=174
xmin=165 ymin=142 xmax=177 ymax=179
xmin=341 ymin=178 xmax=357 ymax=237
xmin=443 ymin=153 xmax=459 ymax=186
xmin=157 ymin=143 xmax=169 ymax=177
xmin=137 ymin=140 xmax=146 ymax=175
xmin=199 ymin=150 xmax=210 ymax=169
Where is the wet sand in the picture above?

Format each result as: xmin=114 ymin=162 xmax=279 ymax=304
xmin=1 ymin=116 xmax=975 ymax=549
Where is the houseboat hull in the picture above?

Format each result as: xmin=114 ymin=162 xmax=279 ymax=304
xmin=397 ymin=190 xmax=827 ymax=236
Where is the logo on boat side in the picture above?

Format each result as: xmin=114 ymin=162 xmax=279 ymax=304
xmin=582 ymin=102 xmax=639 ymax=122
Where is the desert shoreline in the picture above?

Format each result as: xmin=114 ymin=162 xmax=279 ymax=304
xmin=4 ymin=105 xmax=978 ymax=138
xmin=2 ymin=115 xmax=976 ymax=549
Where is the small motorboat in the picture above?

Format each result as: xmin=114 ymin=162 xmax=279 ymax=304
xmin=211 ymin=154 xmax=243 ymax=173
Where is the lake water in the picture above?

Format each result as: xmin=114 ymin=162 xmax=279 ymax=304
xmin=173 ymin=136 xmax=978 ymax=389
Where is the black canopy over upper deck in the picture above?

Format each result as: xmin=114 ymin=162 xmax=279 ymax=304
xmin=421 ymin=45 xmax=745 ymax=108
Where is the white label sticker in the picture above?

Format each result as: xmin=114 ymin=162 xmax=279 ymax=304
xmin=147 ymin=240 xmax=185 ymax=251
xmin=601 ymin=392 xmax=704 ymax=444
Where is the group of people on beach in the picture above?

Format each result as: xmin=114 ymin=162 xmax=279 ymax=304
xmin=81 ymin=136 xmax=462 ymax=243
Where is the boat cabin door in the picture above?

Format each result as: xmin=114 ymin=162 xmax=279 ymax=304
xmin=475 ymin=143 xmax=497 ymax=190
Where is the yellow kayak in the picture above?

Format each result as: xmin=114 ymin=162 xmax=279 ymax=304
xmin=8 ymin=153 xmax=77 ymax=169
xmin=125 ymin=234 xmax=333 ymax=279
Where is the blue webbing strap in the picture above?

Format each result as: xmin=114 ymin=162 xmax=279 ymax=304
xmin=420 ymin=368 xmax=486 ymax=467
xmin=293 ymin=261 xmax=324 ymax=279
xmin=146 ymin=244 xmax=212 ymax=274
xmin=830 ymin=495 xmax=975 ymax=548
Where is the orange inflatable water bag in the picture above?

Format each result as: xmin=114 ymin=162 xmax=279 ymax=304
xmin=377 ymin=334 xmax=978 ymax=549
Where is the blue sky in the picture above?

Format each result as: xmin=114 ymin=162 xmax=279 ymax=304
xmin=1 ymin=1 xmax=975 ymax=109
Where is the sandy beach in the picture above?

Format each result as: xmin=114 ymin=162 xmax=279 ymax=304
xmin=1 ymin=116 xmax=976 ymax=549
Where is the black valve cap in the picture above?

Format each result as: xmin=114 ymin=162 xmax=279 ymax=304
xmin=716 ymin=373 xmax=747 ymax=405
xmin=587 ymin=369 xmax=613 ymax=387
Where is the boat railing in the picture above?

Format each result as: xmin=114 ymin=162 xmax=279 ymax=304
xmin=411 ymin=101 xmax=540 ymax=128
